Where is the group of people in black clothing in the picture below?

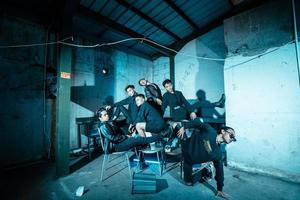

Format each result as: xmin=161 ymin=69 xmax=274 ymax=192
xmin=97 ymin=78 xmax=236 ymax=199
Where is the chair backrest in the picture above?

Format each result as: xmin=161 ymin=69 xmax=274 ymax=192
xmin=97 ymin=128 xmax=111 ymax=154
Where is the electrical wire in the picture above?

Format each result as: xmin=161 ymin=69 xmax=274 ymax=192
xmin=0 ymin=36 xmax=73 ymax=48
xmin=0 ymin=36 xmax=297 ymax=64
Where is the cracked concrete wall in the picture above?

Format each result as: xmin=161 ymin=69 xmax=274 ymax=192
xmin=0 ymin=16 xmax=50 ymax=166
xmin=174 ymin=26 xmax=226 ymax=117
xmin=0 ymin=15 xmax=154 ymax=165
xmin=70 ymin=43 xmax=153 ymax=149
xmin=224 ymin=0 xmax=300 ymax=180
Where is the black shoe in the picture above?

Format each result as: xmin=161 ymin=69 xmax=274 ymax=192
xmin=160 ymin=125 xmax=175 ymax=138
xmin=185 ymin=182 xmax=193 ymax=186
xmin=138 ymin=161 xmax=148 ymax=171
xmin=215 ymin=94 xmax=225 ymax=108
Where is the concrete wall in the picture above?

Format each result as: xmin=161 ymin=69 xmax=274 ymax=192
xmin=224 ymin=0 xmax=300 ymax=181
xmin=153 ymin=57 xmax=170 ymax=116
xmin=0 ymin=15 xmax=155 ymax=164
xmin=153 ymin=57 xmax=170 ymax=92
xmin=70 ymin=47 xmax=153 ymax=148
xmin=113 ymin=51 xmax=153 ymax=102
xmin=0 ymin=16 xmax=49 ymax=166
xmin=174 ymin=26 xmax=226 ymax=117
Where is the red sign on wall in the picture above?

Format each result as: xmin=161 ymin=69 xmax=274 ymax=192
xmin=60 ymin=72 xmax=71 ymax=79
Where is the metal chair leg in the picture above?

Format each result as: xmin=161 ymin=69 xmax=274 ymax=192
xmin=157 ymin=152 xmax=162 ymax=176
xmin=135 ymin=151 xmax=141 ymax=172
xmin=180 ymin=158 xmax=183 ymax=179
xmin=101 ymin=154 xmax=108 ymax=182
xmin=125 ymin=153 xmax=132 ymax=180
xmin=162 ymin=150 xmax=166 ymax=170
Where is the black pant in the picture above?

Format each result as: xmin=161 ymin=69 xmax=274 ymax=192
xmin=114 ymin=105 xmax=133 ymax=124
xmin=183 ymin=158 xmax=224 ymax=191
xmin=147 ymin=100 xmax=163 ymax=116
xmin=115 ymin=134 xmax=162 ymax=152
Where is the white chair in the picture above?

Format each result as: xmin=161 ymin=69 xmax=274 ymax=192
xmin=97 ymin=128 xmax=132 ymax=182
xmin=135 ymin=132 xmax=166 ymax=176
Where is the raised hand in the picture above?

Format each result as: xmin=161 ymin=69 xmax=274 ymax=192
xmin=216 ymin=191 xmax=231 ymax=199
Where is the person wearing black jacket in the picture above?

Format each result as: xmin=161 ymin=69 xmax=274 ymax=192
xmin=138 ymin=78 xmax=163 ymax=115
xmin=97 ymin=107 xmax=162 ymax=152
xmin=172 ymin=119 xmax=236 ymax=199
xmin=134 ymin=94 xmax=166 ymax=137
xmin=105 ymin=85 xmax=138 ymax=124
xmin=162 ymin=79 xmax=197 ymax=121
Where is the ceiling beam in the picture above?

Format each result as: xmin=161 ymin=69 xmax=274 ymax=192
xmin=73 ymin=31 xmax=153 ymax=60
xmin=77 ymin=5 xmax=170 ymax=56
xmin=168 ymin=0 xmax=268 ymax=53
xmin=114 ymin=0 xmax=181 ymax=40
xmin=163 ymin=0 xmax=199 ymax=31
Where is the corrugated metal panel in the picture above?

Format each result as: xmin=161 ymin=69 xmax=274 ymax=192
xmin=109 ymin=5 xmax=127 ymax=20
xmin=116 ymin=9 xmax=136 ymax=25
xmin=130 ymin=19 xmax=152 ymax=34
xmin=133 ymin=43 xmax=157 ymax=55
xmin=198 ymin=6 xmax=231 ymax=27
xmin=102 ymin=30 xmax=128 ymax=41
xmin=90 ymin=0 xmax=109 ymax=12
xmin=79 ymin=0 xmax=235 ymax=57
xmin=166 ymin=20 xmax=193 ymax=38
xmin=124 ymin=15 xmax=145 ymax=30
xmin=179 ymin=0 xmax=231 ymax=27
xmin=129 ymin=0 xmax=150 ymax=10
xmin=141 ymin=25 xmax=158 ymax=36
xmin=80 ymin=0 xmax=94 ymax=7
xmin=148 ymin=30 xmax=174 ymax=46
xmin=100 ymin=0 xmax=119 ymax=17
xmin=139 ymin=0 xmax=162 ymax=15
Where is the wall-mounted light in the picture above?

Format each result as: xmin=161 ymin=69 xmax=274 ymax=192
xmin=102 ymin=68 xmax=109 ymax=75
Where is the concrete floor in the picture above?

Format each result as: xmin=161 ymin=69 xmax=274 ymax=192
xmin=2 ymin=153 xmax=300 ymax=200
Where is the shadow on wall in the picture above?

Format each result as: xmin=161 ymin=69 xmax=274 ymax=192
xmin=193 ymin=89 xmax=224 ymax=119
xmin=70 ymin=50 xmax=116 ymax=113
xmin=194 ymin=26 xmax=226 ymax=120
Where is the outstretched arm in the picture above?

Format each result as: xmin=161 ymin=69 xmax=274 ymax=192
xmin=161 ymin=94 xmax=169 ymax=115
xmin=178 ymin=91 xmax=196 ymax=119
xmin=178 ymin=91 xmax=193 ymax=113
xmin=100 ymin=124 xmax=114 ymax=141
xmin=181 ymin=118 xmax=205 ymax=129
xmin=113 ymin=97 xmax=130 ymax=107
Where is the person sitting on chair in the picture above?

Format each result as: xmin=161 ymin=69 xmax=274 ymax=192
xmin=138 ymin=78 xmax=163 ymax=115
xmin=161 ymin=79 xmax=197 ymax=121
xmin=105 ymin=85 xmax=138 ymax=125
xmin=133 ymin=94 xmax=167 ymax=137
xmin=172 ymin=118 xmax=236 ymax=199
xmin=97 ymin=107 xmax=163 ymax=152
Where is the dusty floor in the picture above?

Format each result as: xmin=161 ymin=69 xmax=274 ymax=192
xmin=2 ymin=153 xmax=300 ymax=200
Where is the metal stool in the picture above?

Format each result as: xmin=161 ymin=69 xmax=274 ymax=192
xmin=136 ymin=143 xmax=165 ymax=176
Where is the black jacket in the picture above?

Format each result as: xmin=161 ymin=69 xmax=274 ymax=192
xmin=144 ymin=83 xmax=162 ymax=102
xmin=181 ymin=119 xmax=224 ymax=191
xmin=162 ymin=90 xmax=194 ymax=115
xmin=134 ymin=102 xmax=164 ymax=125
xmin=99 ymin=121 xmax=127 ymax=153
xmin=112 ymin=93 xmax=138 ymax=122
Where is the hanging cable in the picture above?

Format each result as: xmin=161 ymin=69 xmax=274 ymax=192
xmin=292 ymin=0 xmax=300 ymax=87
xmin=0 ymin=36 xmax=297 ymax=65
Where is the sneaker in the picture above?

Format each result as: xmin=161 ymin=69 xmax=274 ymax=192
xmin=185 ymin=182 xmax=193 ymax=186
xmin=137 ymin=161 xmax=148 ymax=171
xmin=215 ymin=94 xmax=225 ymax=108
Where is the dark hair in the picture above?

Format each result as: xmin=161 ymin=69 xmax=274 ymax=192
xmin=162 ymin=79 xmax=172 ymax=87
xmin=96 ymin=107 xmax=106 ymax=118
xmin=138 ymin=78 xmax=146 ymax=86
xmin=218 ymin=126 xmax=236 ymax=141
xmin=218 ymin=126 xmax=234 ymax=134
xmin=135 ymin=93 xmax=145 ymax=99
xmin=125 ymin=85 xmax=135 ymax=91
